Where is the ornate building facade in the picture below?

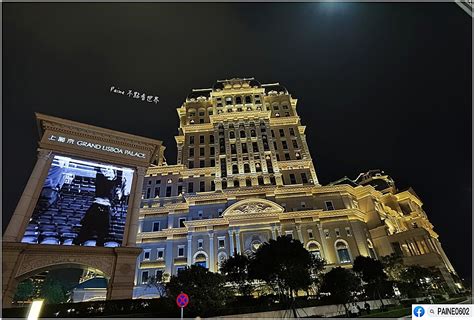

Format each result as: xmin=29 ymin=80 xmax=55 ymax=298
xmin=132 ymin=78 xmax=458 ymax=298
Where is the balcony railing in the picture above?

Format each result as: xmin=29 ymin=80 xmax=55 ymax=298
xmin=140 ymin=195 xmax=186 ymax=208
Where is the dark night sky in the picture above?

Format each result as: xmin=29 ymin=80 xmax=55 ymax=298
xmin=3 ymin=3 xmax=472 ymax=278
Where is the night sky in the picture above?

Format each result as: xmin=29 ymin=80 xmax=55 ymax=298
xmin=3 ymin=3 xmax=472 ymax=279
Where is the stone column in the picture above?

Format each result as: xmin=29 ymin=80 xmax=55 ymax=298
xmin=296 ymin=225 xmax=304 ymax=242
xmin=187 ymin=234 xmax=193 ymax=266
xmin=271 ymin=225 xmax=277 ymax=239
xmin=318 ymin=225 xmax=331 ymax=263
xmin=235 ymin=229 xmax=241 ymax=254
xmin=165 ymin=238 xmax=174 ymax=276
xmin=228 ymin=230 xmax=235 ymax=256
xmin=125 ymin=167 xmax=147 ymax=247
xmin=108 ymin=247 xmax=142 ymax=300
xmin=4 ymin=149 xmax=54 ymax=242
xmin=209 ymin=232 xmax=215 ymax=272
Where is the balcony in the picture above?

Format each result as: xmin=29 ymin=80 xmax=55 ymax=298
xmin=141 ymin=195 xmax=186 ymax=209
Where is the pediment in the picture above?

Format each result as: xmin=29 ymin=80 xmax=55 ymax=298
xmin=223 ymin=198 xmax=284 ymax=217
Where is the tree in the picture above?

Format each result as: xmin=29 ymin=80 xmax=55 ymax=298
xmin=248 ymin=236 xmax=322 ymax=316
xmin=353 ymin=256 xmax=390 ymax=308
xmin=400 ymin=265 xmax=438 ymax=298
xmin=145 ymin=272 xmax=167 ymax=298
xmin=381 ymin=254 xmax=405 ymax=282
xmin=308 ymin=254 xmax=326 ymax=295
xmin=166 ymin=265 xmax=232 ymax=317
xmin=220 ymin=253 xmax=253 ymax=297
xmin=320 ymin=267 xmax=361 ymax=316
xmin=40 ymin=278 xmax=68 ymax=304
xmin=14 ymin=279 xmax=34 ymax=305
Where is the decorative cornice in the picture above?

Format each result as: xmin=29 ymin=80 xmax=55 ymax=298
xmin=269 ymin=116 xmax=299 ymax=126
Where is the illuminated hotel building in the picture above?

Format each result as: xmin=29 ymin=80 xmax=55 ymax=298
xmin=133 ymin=78 xmax=458 ymax=298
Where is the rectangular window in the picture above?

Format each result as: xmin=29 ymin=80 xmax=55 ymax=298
xmin=141 ymin=271 xmax=149 ymax=284
xmin=152 ymin=222 xmax=160 ymax=232
xmin=155 ymin=270 xmax=163 ymax=281
xmin=200 ymin=181 xmax=205 ymax=192
xmin=178 ymin=246 xmax=185 ymax=257
xmin=242 ymin=143 xmax=248 ymax=153
xmin=346 ymin=228 xmax=352 ymax=236
xmin=292 ymin=140 xmax=298 ymax=148
xmin=218 ymin=238 xmax=225 ymax=248
xmin=285 ymin=153 xmax=290 ymax=160
xmin=289 ymin=174 xmax=296 ymax=184
xmin=189 ymin=136 xmax=194 ymax=144
xmin=177 ymin=185 xmax=183 ymax=195
xmin=289 ymin=128 xmax=295 ymax=136
xmin=179 ymin=218 xmax=186 ymax=228
xmin=252 ymin=142 xmax=259 ymax=152
xmin=279 ymin=129 xmax=285 ymax=137
xmin=188 ymin=161 xmax=194 ymax=169
xmin=146 ymin=188 xmax=151 ymax=198
xmin=199 ymin=160 xmax=205 ymax=168
xmin=157 ymin=249 xmax=164 ymax=259
xmin=211 ymin=181 xmax=215 ymax=191
xmin=200 ymin=147 xmax=205 ymax=156
xmin=325 ymin=201 xmax=335 ymax=211
xmin=144 ymin=250 xmax=151 ymax=260
xmin=200 ymin=135 xmax=204 ymax=144
xmin=189 ymin=148 xmax=194 ymax=157
xmin=210 ymin=147 xmax=215 ymax=155
xmin=301 ymin=173 xmax=308 ymax=183
xmin=282 ymin=141 xmax=288 ymax=149
xmin=210 ymin=159 xmax=215 ymax=167
xmin=154 ymin=187 xmax=160 ymax=197
xmin=210 ymin=135 xmax=215 ymax=144
xmin=166 ymin=186 xmax=172 ymax=197
xmin=188 ymin=182 xmax=194 ymax=193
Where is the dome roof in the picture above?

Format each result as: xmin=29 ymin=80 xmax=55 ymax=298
xmin=264 ymin=84 xmax=288 ymax=94
xmin=187 ymin=90 xmax=211 ymax=100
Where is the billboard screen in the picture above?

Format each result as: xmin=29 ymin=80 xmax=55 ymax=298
xmin=21 ymin=155 xmax=134 ymax=247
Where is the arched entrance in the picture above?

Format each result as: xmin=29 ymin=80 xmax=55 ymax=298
xmin=13 ymin=265 xmax=109 ymax=306
xmin=3 ymin=243 xmax=140 ymax=308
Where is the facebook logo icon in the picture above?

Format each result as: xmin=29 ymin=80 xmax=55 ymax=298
xmin=413 ymin=306 xmax=425 ymax=317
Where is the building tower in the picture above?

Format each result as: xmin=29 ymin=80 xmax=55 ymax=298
xmin=133 ymin=78 xmax=460 ymax=298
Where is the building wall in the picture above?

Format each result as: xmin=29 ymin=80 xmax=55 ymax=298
xmin=133 ymin=78 xmax=459 ymax=297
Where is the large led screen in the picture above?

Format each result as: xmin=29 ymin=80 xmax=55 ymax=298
xmin=21 ymin=155 xmax=134 ymax=247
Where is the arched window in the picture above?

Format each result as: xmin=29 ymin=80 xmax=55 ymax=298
xmin=234 ymin=179 xmax=240 ymax=187
xmin=307 ymin=241 xmax=322 ymax=259
xmin=258 ymin=176 xmax=264 ymax=185
xmin=244 ymin=163 xmax=250 ymax=173
xmin=335 ymin=241 xmax=351 ymax=263
xmin=194 ymin=253 xmax=208 ymax=269
xmin=250 ymin=129 xmax=256 ymax=137
xmin=235 ymin=96 xmax=242 ymax=104
xmin=229 ymin=131 xmax=235 ymax=139
xmin=255 ymin=162 xmax=262 ymax=172
xmin=240 ymin=130 xmax=246 ymax=138
xmin=246 ymin=178 xmax=252 ymax=187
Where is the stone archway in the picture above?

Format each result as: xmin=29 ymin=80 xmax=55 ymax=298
xmin=2 ymin=243 xmax=140 ymax=307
